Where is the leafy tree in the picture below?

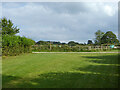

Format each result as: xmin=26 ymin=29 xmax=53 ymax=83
xmin=61 ymin=43 xmax=66 ymax=45
xmin=36 ymin=41 xmax=49 ymax=45
xmin=52 ymin=41 xmax=61 ymax=45
xmin=1 ymin=17 xmax=35 ymax=56
xmin=101 ymin=31 xmax=119 ymax=44
xmin=79 ymin=43 xmax=84 ymax=45
xmin=1 ymin=17 xmax=19 ymax=35
xmin=87 ymin=40 xmax=93 ymax=45
xmin=0 ymin=20 xmax=2 ymax=50
xmin=95 ymin=30 xmax=104 ymax=45
xmin=0 ymin=20 xmax=1 ymax=34
xmin=68 ymin=41 xmax=79 ymax=46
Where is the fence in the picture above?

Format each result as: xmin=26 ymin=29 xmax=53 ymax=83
xmin=32 ymin=45 xmax=120 ymax=52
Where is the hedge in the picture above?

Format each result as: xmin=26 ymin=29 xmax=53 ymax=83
xmin=2 ymin=35 xmax=35 ymax=56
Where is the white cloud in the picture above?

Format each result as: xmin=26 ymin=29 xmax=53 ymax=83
xmin=104 ymin=5 xmax=115 ymax=16
xmin=2 ymin=2 xmax=118 ymax=43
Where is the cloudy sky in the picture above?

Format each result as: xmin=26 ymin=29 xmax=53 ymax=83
xmin=1 ymin=2 xmax=118 ymax=43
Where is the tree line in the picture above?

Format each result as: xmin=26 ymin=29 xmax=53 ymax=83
xmin=0 ymin=17 xmax=119 ymax=56
xmin=36 ymin=30 xmax=119 ymax=46
xmin=36 ymin=40 xmax=86 ymax=46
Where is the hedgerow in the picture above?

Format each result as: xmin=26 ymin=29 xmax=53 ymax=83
xmin=2 ymin=35 xmax=35 ymax=56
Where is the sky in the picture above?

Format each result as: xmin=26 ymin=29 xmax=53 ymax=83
xmin=1 ymin=2 xmax=118 ymax=43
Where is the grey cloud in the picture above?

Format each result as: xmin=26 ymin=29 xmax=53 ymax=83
xmin=2 ymin=2 xmax=118 ymax=43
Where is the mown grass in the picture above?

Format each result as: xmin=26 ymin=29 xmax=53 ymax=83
xmin=2 ymin=53 xmax=119 ymax=88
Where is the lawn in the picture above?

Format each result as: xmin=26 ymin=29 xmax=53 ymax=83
xmin=2 ymin=53 xmax=119 ymax=88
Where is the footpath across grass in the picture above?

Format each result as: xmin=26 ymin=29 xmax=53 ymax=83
xmin=2 ymin=53 xmax=119 ymax=88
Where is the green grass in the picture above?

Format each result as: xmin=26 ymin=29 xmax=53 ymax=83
xmin=93 ymin=49 xmax=119 ymax=52
xmin=2 ymin=53 xmax=119 ymax=88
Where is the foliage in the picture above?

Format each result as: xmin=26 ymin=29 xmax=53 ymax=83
xmin=1 ymin=17 xmax=120 ymax=55
xmin=87 ymin=40 xmax=93 ymax=45
xmin=1 ymin=17 xmax=19 ymax=35
xmin=2 ymin=35 xmax=35 ymax=56
xmin=1 ymin=17 xmax=35 ymax=56
xmin=32 ymin=44 xmax=117 ymax=52
xmin=0 ymin=21 xmax=1 ymax=55
xmin=95 ymin=30 xmax=104 ymax=45
xmin=36 ymin=41 xmax=67 ymax=45
xmin=68 ymin=41 xmax=79 ymax=46
xmin=101 ymin=31 xmax=119 ymax=44
xmin=36 ymin=41 xmax=49 ymax=45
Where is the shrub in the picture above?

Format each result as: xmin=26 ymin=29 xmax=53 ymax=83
xmin=2 ymin=35 xmax=35 ymax=56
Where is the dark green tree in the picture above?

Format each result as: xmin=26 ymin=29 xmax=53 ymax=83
xmin=0 ymin=20 xmax=1 ymax=34
xmin=87 ymin=40 xmax=93 ymax=45
xmin=101 ymin=31 xmax=119 ymax=44
xmin=36 ymin=41 xmax=49 ymax=45
xmin=1 ymin=17 xmax=19 ymax=35
xmin=68 ymin=41 xmax=79 ymax=46
xmin=95 ymin=30 xmax=104 ymax=45
xmin=61 ymin=43 xmax=66 ymax=45
xmin=52 ymin=41 xmax=61 ymax=45
xmin=0 ymin=20 xmax=2 ymax=50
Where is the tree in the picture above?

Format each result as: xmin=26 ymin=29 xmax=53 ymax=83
xmin=101 ymin=31 xmax=119 ymax=44
xmin=95 ymin=30 xmax=104 ymax=45
xmin=0 ymin=20 xmax=2 ymax=48
xmin=1 ymin=17 xmax=19 ymax=35
xmin=36 ymin=41 xmax=49 ymax=45
xmin=61 ymin=43 xmax=66 ymax=45
xmin=68 ymin=41 xmax=79 ymax=46
xmin=0 ymin=20 xmax=2 ymax=34
xmin=52 ymin=41 xmax=61 ymax=45
xmin=87 ymin=40 xmax=93 ymax=45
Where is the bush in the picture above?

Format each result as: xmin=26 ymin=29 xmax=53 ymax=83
xmin=2 ymin=35 xmax=35 ymax=56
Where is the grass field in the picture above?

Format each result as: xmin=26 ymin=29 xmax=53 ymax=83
xmin=2 ymin=53 xmax=119 ymax=88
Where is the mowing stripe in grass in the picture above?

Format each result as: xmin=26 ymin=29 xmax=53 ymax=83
xmin=2 ymin=53 xmax=119 ymax=88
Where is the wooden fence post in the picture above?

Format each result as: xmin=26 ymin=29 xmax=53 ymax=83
xmin=88 ymin=46 xmax=91 ymax=50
